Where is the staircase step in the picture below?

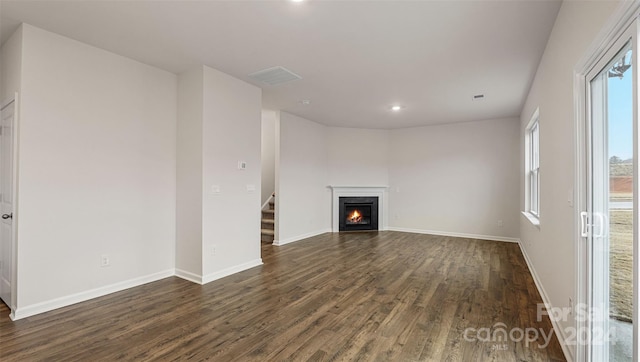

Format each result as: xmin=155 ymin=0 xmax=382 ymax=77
xmin=261 ymin=219 xmax=274 ymax=230
xmin=262 ymin=194 xmax=275 ymax=243
xmin=262 ymin=209 xmax=275 ymax=219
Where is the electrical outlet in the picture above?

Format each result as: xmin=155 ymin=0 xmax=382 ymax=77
xmin=211 ymin=245 xmax=217 ymax=257
xmin=497 ymin=220 xmax=504 ymax=227
xmin=100 ymin=254 xmax=110 ymax=267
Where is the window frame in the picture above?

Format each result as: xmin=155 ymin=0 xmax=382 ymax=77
xmin=524 ymin=108 xmax=540 ymax=226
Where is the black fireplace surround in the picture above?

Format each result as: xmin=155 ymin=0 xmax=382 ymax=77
xmin=339 ymin=196 xmax=379 ymax=231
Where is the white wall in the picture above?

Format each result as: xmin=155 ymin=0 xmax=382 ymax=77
xmin=15 ymin=24 xmax=177 ymax=314
xmin=276 ymin=115 xmax=520 ymax=244
xmin=0 ymin=24 xmax=23 ymax=312
xmin=201 ymin=65 xmax=262 ymax=279
xmin=1 ymin=25 xmax=22 ymax=102
xmin=176 ymin=66 xmax=203 ymax=278
xmin=276 ymin=112 xmax=331 ymax=244
xmin=276 ymin=121 xmax=389 ymax=244
xmin=327 ymin=127 xmax=389 ymax=186
xmin=518 ymin=1 xmax=619 ymax=358
xmin=388 ymin=118 xmax=520 ymax=240
xmin=261 ymin=110 xmax=277 ymax=205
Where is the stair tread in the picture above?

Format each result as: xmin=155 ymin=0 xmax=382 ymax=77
xmin=261 ymin=229 xmax=275 ymax=235
xmin=262 ymin=209 xmax=275 ymax=214
xmin=261 ymin=219 xmax=275 ymax=224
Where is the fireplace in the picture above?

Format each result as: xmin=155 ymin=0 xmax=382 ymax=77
xmin=330 ymin=186 xmax=387 ymax=232
xmin=339 ymin=197 xmax=379 ymax=231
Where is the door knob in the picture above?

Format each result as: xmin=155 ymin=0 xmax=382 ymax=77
xmin=2 ymin=213 xmax=12 ymax=220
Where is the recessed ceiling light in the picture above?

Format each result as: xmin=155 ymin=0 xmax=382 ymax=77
xmin=391 ymin=105 xmax=402 ymax=112
xmin=301 ymin=100 xmax=311 ymax=105
xmin=291 ymin=0 xmax=305 ymax=2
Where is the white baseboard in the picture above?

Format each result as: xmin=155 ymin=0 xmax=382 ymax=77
xmin=202 ymin=258 xmax=263 ymax=284
xmin=11 ymin=257 xmax=266 ymax=320
xmin=175 ymin=268 xmax=203 ymax=284
xmin=518 ymin=241 xmax=573 ymax=362
xmin=10 ymin=269 xmax=174 ymax=321
xmin=386 ymin=227 xmax=520 ymax=243
xmin=273 ymin=229 xmax=331 ymax=246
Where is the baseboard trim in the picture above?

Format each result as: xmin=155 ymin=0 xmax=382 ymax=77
xmin=386 ymin=227 xmax=520 ymax=243
xmin=11 ymin=258 xmax=266 ymax=320
xmin=10 ymin=269 xmax=175 ymax=321
xmin=273 ymin=229 xmax=332 ymax=246
xmin=175 ymin=268 xmax=203 ymax=284
xmin=518 ymin=242 xmax=573 ymax=362
xmin=201 ymin=258 xmax=263 ymax=285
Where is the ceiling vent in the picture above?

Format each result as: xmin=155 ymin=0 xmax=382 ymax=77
xmin=249 ymin=66 xmax=302 ymax=86
xmin=472 ymin=94 xmax=485 ymax=101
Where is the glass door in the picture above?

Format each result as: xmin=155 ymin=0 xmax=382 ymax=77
xmin=586 ymin=28 xmax=636 ymax=361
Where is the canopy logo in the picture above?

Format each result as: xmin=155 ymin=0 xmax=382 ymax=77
xmin=463 ymin=303 xmax=618 ymax=350
xmin=463 ymin=323 xmax=555 ymax=349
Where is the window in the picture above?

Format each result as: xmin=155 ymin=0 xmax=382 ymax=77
xmin=525 ymin=108 xmax=540 ymax=224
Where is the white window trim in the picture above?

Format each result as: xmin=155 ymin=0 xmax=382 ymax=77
xmin=521 ymin=210 xmax=540 ymax=227
xmin=524 ymin=107 xmax=540 ymax=227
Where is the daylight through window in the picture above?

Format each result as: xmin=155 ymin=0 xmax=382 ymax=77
xmin=528 ymin=112 xmax=540 ymax=218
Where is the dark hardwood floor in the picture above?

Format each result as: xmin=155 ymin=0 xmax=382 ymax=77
xmin=0 ymin=231 xmax=565 ymax=361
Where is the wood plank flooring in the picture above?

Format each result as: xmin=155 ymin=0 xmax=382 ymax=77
xmin=0 ymin=231 xmax=565 ymax=361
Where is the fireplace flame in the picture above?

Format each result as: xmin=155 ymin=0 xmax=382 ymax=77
xmin=348 ymin=209 xmax=363 ymax=223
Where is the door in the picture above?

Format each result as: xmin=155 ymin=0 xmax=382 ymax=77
xmin=585 ymin=23 xmax=637 ymax=361
xmin=0 ymin=100 xmax=14 ymax=308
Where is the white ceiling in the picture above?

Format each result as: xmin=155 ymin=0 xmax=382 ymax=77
xmin=0 ymin=0 xmax=561 ymax=129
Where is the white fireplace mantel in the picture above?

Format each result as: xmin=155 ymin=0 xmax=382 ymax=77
xmin=328 ymin=186 xmax=389 ymax=232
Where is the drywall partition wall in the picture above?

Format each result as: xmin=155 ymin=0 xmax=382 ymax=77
xmin=176 ymin=66 xmax=204 ymax=280
xmin=175 ymin=65 xmax=262 ymax=283
xmin=201 ymin=65 xmax=262 ymax=280
xmin=276 ymin=112 xmax=331 ymax=245
xmin=327 ymin=127 xmax=389 ymax=186
xmin=388 ymin=118 xmax=520 ymax=241
xmin=261 ymin=110 xmax=277 ymax=205
xmin=0 ymin=25 xmax=23 ymax=314
xmin=1 ymin=25 xmax=22 ymax=102
xmin=14 ymin=24 xmax=177 ymax=318
xmin=518 ymin=1 xmax=619 ymax=359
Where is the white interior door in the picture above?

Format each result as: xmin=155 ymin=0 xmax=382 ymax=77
xmin=585 ymin=22 xmax=637 ymax=362
xmin=0 ymin=100 xmax=14 ymax=308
